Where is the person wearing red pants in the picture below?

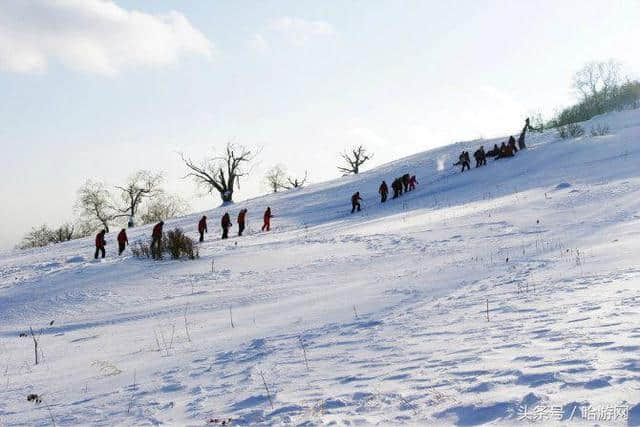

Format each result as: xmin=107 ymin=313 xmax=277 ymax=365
xmin=262 ymin=207 xmax=273 ymax=231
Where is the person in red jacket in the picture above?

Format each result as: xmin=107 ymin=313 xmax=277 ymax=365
xmin=221 ymin=212 xmax=232 ymax=239
xmin=351 ymin=192 xmax=362 ymax=213
xmin=408 ymin=175 xmax=418 ymax=191
xmin=151 ymin=221 xmax=164 ymax=259
xmin=379 ymin=181 xmax=388 ymax=203
xmin=117 ymin=229 xmax=128 ymax=256
xmin=237 ymin=209 xmax=247 ymax=236
xmin=261 ymin=207 xmax=273 ymax=232
xmin=94 ymin=229 xmax=106 ymax=259
xmin=198 ymin=215 xmax=208 ymax=242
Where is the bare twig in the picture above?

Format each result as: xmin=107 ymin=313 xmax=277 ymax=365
xmin=184 ymin=305 xmax=192 ymax=342
xmin=29 ymin=327 xmax=38 ymax=365
xmin=299 ymin=337 xmax=309 ymax=371
xmin=127 ymin=370 xmax=137 ymax=413
xmin=46 ymin=403 xmax=56 ymax=427
xmin=259 ymin=370 xmax=274 ymax=409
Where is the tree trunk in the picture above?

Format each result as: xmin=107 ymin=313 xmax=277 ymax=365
xmin=220 ymin=190 xmax=233 ymax=203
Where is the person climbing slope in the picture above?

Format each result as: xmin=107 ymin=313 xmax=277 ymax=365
xmin=379 ymin=180 xmax=389 ymax=203
xmin=237 ymin=209 xmax=247 ymax=236
xmin=408 ymin=175 xmax=418 ymax=191
xmin=94 ymin=229 xmax=106 ymax=259
xmin=262 ymin=207 xmax=273 ymax=232
xmin=117 ymin=228 xmax=128 ymax=255
xmin=151 ymin=221 xmax=164 ymax=259
xmin=221 ymin=212 xmax=232 ymax=239
xmin=351 ymin=192 xmax=362 ymax=213
xmin=198 ymin=215 xmax=208 ymax=242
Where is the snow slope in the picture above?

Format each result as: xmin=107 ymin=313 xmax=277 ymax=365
xmin=2 ymin=109 xmax=640 ymax=426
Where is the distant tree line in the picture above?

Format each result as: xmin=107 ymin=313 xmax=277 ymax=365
xmin=547 ymin=60 xmax=640 ymax=129
xmin=18 ymin=170 xmax=188 ymax=249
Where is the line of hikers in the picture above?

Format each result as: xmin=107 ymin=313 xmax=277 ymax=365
xmin=379 ymin=173 xmax=418 ymax=203
xmin=350 ymin=173 xmax=418 ymax=214
xmin=454 ymin=117 xmax=532 ymax=173
xmin=94 ymin=207 xmax=275 ymax=259
xmin=95 ymin=119 xmax=535 ymax=258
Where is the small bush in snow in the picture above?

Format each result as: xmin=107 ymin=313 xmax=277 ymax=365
xmin=558 ymin=123 xmax=584 ymax=139
xmin=131 ymin=229 xmax=198 ymax=260
xmin=165 ymin=228 xmax=198 ymax=260
xmin=131 ymin=241 xmax=151 ymax=258
xmin=590 ymin=123 xmax=610 ymax=136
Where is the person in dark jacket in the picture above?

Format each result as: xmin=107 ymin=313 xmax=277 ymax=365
xmin=237 ymin=209 xmax=247 ymax=236
xmin=456 ymin=151 xmax=471 ymax=172
xmin=391 ymin=179 xmax=399 ymax=199
xmin=497 ymin=142 xmax=514 ymax=158
xmin=402 ymin=174 xmax=410 ymax=193
xmin=198 ymin=215 xmax=208 ymax=242
xmin=117 ymin=229 xmax=128 ymax=255
xmin=474 ymin=146 xmax=486 ymax=167
xmin=95 ymin=229 xmax=106 ymax=259
xmin=518 ymin=119 xmax=528 ymax=150
xmin=151 ymin=221 xmax=164 ymax=259
xmin=351 ymin=192 xmax=362 ymax=213
xmin=508 ymin=135 xmax=518 ymax=153
xmin=379 ymin=181 xmax=389 ymax=203
xmin=517 ymin=130 xmax=526 ymax=150
xmin=221 ymin=212 xmax=232 ymax=239
xmin=486 ymin=144 xmax=500 ymax=158
xmin=262 ymin=207 xmax=273 ymax=232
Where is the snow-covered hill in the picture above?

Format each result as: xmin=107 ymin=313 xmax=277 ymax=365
xmin=2 ymin=109 xmax=640 ymax=426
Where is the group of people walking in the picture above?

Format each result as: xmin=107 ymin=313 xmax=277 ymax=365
xmin=94 ymin=228 xmax=130 ymax=259
xmin=94 ymin=207 xmax=275 ymax=259
xmin=94 ymin=118 xmax=534 ymax=258
xmin=349 ymin=172 xmax=418 ymax=215
xmin=379 ymin=173 xmax=418 ymax=203
xmin=214 ymin=206 xmax=271 ymax=240
xmin=455 ymin=117 xmax=532 ymax=172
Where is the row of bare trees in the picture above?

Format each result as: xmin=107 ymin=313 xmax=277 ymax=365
xmin=548 ymin=60 xmax=640 ymax=128
xmin=18 ymin=142 xmax=373 ymax=248
xmin=264 ymin=165 xmax=308 ymax=193
xmin=180 ymin=142 xmax=373 ymax=201
xmin=20 ymin=171 xmax=188 ymax=249
xmin=76 ymin=172 xmax=188 ymax=233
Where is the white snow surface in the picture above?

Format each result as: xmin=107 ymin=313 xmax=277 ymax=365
xmin=2 ymin=110 xmax=640 ymax=426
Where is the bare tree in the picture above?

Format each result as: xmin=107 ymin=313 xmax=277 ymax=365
xmin=76 ymin=180 xmax=115 ymax=233
xmin=140 ymin=194 xmax=189 ymax=224
xmin=51 ymin=223 xmax=75 ymax=243
xmin=283 ymin=170 xmax=308 ymax=189
xmin=264 ymin=165 xmax=287 ymax=193
xmin=114 ymin=170 xmax=164 ymax=227
xmin=573 ymin=60 xmax=626 ymax=112
xmin=573 ymin=60 xmax=624 ymax=99
xmin=18 ymin=225 xmax=53 ymax=249
xmin=180 ymin=142 xmax=257 ymax=204
xmin=338 ymin=145 xmax=373 ymax=175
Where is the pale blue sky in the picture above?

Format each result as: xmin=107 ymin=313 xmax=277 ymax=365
xmin=1 ymin=0 xmax=639 ymax=248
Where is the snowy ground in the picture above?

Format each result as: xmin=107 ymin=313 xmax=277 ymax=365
xmin=2 ymin=109 xmax=640 ymax=426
